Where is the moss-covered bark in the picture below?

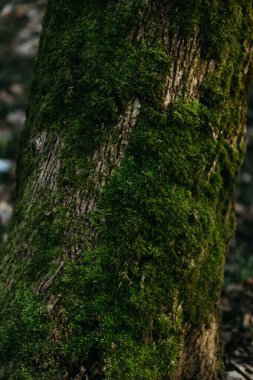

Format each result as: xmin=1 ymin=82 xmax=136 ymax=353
xmin=0 ymin=1 xmax=253 ymax=379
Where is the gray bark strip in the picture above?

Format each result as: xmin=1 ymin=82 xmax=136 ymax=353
xmin=164 ymin=31 xmax=215 ymax=107
xmin=34 ymin=98 xmax=141 ymax=293
xmin=174 ymin=315 xmax=221 ymax=380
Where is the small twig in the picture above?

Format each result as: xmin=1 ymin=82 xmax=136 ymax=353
xmin=230 ymin=359 xmax=253 ymax=380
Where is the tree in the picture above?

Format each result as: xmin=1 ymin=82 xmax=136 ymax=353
xmin=0 ymin=1 xmax=252 ymax=379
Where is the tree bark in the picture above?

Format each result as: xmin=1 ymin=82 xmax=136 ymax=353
xmin=0 ymin=1 xmax=252 ymax=379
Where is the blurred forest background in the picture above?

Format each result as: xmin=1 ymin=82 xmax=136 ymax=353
xmin=0 ymin=1 xmax=252 ymax=378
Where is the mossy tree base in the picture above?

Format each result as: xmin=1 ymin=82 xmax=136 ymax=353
xmin=0 ymin=1 xmax=252 ymax=379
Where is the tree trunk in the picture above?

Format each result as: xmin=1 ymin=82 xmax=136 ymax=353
xmin=0 ymin=1 xmax=252 ymax=379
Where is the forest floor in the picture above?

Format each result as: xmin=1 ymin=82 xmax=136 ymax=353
xmin=0 ymin=2 xmax=253 ymax=379
xmin=222 ymin=122 xmax=253 ymax=379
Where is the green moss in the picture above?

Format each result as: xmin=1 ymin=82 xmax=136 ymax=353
xmin=0 ymin=0 xmax=252 ymax=379
xmin=0 ymin=283 xmax=51 ymax=379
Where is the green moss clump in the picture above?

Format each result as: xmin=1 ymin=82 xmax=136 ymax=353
xmin=0 ymin=283 xmax=51 ymax=379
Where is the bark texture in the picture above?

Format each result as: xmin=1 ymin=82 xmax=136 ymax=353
xmin=0 ymin=1 xmax=253 ymax=379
